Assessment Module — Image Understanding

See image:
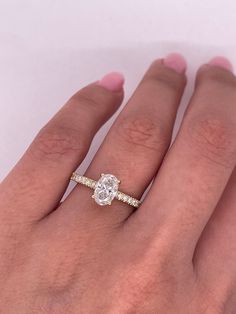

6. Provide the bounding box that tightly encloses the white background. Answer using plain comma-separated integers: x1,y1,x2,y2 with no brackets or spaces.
1,0,236,180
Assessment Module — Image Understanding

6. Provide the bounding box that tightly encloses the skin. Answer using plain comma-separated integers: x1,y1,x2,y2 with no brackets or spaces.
0,55,236,313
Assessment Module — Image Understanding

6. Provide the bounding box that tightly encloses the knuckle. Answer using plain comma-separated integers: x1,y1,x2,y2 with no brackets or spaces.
117,239,181,312
186,115,236,166
120,272,157,308
197,66,236,90
116,116,168,152
71,86,115,114
145,70,183,92
145,59,186,91
72,91,99,110
31,125,86,162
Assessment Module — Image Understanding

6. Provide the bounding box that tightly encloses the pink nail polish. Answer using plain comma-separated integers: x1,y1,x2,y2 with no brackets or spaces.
208,56,233,72
163,53,187,74
98,72,125,92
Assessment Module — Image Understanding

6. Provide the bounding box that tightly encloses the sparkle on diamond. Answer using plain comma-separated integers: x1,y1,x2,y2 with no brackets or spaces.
93,174,119,206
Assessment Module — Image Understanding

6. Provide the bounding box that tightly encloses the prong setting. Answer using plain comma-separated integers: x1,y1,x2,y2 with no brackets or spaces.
71,173,141,208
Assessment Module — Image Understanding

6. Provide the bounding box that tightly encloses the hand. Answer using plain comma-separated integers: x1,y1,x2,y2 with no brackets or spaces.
1,53,236,313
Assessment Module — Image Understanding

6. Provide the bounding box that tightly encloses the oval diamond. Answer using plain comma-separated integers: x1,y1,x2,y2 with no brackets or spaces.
93,174,119,206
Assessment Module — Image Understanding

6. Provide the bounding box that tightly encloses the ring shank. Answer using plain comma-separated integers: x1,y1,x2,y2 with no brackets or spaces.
71,173,141,208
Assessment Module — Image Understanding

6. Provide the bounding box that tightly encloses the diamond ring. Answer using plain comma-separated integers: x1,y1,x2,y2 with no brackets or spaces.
71,173,141,208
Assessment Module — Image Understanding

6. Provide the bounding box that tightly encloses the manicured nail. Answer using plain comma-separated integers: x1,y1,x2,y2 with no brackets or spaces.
208,56,233,72
163,53,187,74
98,72,125,92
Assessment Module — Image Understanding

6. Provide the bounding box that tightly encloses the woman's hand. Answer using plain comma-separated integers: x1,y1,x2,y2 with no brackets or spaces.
1,53,236,313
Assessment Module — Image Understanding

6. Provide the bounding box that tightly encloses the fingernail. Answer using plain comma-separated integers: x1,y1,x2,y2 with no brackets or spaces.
208,56,233,72
163,53,187,74
98,72,125,92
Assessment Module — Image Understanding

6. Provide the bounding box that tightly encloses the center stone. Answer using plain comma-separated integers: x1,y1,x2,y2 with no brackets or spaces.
93,174,119,206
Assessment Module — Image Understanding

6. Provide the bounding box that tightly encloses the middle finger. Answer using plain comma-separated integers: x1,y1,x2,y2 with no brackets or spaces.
135,58,236,258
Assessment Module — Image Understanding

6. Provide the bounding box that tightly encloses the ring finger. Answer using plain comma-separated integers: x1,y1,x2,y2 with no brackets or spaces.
57,53,187,225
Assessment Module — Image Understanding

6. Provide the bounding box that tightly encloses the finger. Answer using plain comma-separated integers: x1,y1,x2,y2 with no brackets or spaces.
194,167,236,288
58,54,187,224
0,73,124,223
133,57,236,257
